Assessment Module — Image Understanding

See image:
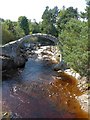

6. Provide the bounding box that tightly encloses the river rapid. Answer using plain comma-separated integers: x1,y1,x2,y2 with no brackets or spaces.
1,47,89,119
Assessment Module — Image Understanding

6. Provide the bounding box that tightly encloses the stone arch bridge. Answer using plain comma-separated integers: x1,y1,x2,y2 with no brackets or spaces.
1,33,60,53
17,33,58,44
0,33,58,56
1,33,61,58
1,33,63,71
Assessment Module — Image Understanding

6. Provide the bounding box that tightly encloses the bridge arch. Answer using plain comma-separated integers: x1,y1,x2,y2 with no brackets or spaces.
17,33,58,45
2,33,62,48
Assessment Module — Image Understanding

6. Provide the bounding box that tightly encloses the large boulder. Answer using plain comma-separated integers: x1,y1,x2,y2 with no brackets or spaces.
1,41,27,71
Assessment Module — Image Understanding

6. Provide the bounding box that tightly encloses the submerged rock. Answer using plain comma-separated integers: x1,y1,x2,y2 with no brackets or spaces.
53,60,69,71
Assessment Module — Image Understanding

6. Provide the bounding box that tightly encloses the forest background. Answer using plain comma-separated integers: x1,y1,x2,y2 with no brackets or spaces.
0,1,89,78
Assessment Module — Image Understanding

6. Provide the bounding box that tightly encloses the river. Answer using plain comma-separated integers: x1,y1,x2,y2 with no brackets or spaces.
2,56,88,119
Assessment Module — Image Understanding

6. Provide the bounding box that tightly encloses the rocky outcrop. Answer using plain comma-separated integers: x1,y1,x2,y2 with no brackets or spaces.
33,45,62,63
76,91,89,113
1,41,27,71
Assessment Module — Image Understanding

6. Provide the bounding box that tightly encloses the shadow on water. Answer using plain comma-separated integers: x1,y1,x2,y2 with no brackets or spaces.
2,58,89,119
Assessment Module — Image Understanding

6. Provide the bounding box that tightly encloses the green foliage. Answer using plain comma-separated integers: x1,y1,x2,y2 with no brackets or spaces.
18,16,29,35
0,18,4,22
29,20,41,34
41,6,58,36
58,18,88,77
80,11,87,20
42,6,58,24
57,7,79,32
2,24,14,44
14,24,25,39
2,20,25,44
80,1,89,21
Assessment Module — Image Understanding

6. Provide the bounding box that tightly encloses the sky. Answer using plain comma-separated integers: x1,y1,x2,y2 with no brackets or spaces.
0,0,86,22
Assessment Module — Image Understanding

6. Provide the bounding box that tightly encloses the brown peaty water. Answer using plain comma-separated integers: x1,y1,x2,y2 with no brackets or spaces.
2,58,89,119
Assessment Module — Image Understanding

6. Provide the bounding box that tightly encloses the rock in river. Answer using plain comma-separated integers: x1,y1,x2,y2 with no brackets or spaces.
0,56,15,70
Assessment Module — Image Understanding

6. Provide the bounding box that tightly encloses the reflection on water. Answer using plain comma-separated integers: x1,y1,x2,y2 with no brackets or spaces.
2,58,88,118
